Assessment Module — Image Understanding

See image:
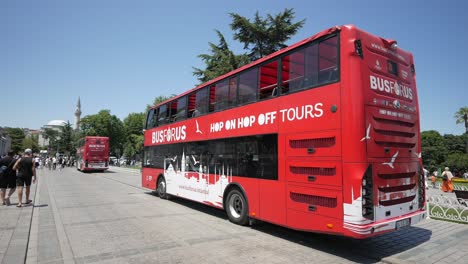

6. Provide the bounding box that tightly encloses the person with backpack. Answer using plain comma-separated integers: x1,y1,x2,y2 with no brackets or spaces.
0,151,17,206
441,167,454,192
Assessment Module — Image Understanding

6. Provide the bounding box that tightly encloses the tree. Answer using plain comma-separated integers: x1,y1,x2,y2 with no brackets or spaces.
454,106,468,153
421,130,447,171
42,128,59,153
443,134,465,154
123,112,146,161
124,112,145,135
22,136,39,153
80,110,125,156
230,8,305,61
123,134,144,161
4,127,25,154
193,8,304,83
444,153,468,176
193,30,250,83
59,121,75,155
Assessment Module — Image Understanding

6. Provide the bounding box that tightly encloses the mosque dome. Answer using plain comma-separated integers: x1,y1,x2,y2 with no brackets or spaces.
47,120,67,127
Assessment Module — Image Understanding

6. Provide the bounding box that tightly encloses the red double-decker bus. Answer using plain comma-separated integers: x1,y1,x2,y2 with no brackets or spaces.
76,136,109,172
142,25,426,238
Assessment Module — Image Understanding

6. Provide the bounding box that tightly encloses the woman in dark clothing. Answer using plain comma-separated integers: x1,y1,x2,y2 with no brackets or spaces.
13,149,36,207
0,151,17,205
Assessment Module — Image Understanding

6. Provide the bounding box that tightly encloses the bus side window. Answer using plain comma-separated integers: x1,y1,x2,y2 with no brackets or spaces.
187,93,196,118
157,104,169,126
303,44,319,87
169,101,178,122
318,36,339,84
209,85,216,113
146,108,156,129
237,68,258,105
259,60,279,100
195,87,209,116
175,96,187,122
214,79,229,112
282,48,305,94
228,77,238,107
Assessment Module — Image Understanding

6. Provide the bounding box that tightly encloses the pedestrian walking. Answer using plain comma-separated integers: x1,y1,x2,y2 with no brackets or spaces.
12,149,36,207
0,151,17,206
431,171,437,189
441,167,454,193
52,156,57,170
423,168,429,189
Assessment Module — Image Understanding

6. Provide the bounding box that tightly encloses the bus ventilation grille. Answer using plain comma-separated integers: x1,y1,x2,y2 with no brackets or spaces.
289,137,335,148
379,195,416,206
290,192,337,208
377,172,415,180
290,166,336,176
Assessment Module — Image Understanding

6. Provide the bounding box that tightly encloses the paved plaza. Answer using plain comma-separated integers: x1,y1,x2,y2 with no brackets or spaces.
1,166,467,264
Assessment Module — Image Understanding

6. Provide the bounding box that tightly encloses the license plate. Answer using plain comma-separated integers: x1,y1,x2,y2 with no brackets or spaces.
396,218,410,230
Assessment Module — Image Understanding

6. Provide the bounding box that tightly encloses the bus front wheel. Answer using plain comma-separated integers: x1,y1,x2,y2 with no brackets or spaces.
157,177,170,200
226,189,249,226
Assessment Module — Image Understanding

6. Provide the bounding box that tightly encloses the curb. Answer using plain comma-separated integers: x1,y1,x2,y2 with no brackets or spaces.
1,182,37,264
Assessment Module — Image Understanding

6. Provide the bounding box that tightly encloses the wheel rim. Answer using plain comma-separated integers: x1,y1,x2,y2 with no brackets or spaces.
158,180,166,196
228,193,243,218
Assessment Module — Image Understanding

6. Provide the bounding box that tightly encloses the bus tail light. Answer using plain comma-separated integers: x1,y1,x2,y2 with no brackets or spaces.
354,39,363,58
417,164,425,209
362,165,374,220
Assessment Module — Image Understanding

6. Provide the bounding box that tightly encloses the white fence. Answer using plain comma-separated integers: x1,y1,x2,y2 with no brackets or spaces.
426,182,468,223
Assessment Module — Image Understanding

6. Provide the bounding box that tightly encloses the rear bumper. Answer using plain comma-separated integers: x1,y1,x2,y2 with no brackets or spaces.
344,209,427,239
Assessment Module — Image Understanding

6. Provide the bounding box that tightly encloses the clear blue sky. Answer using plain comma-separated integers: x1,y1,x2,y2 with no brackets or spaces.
1,0,467,135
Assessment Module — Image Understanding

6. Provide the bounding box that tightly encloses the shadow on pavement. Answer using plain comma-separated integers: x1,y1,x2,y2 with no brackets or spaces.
146,192,432,263
33,204,49,208
252,222,432,263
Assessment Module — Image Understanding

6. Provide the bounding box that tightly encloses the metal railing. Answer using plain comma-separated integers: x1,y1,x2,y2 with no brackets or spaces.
426,182,468,223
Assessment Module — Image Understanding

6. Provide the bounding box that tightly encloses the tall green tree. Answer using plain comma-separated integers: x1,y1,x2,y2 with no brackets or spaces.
421,130,447,171
193,8,304,83
124,112,145,135
230,8,305,61
42,128,59,154
80,110,125,156
193,30,250,83
454,106,468,153
4,127,24,154
445,153,468,176
123,112,146,160
22,136,39,153
59,121,75,155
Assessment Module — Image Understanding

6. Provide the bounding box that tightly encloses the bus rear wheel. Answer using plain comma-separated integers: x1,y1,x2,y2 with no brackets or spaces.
226,189,249,226
157,177,170,200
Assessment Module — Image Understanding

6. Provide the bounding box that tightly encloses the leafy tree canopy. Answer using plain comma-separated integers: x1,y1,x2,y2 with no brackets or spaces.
193,8,304,83
59,121,75,155
80,110,125,155
4,127,24,154
124,112,145,136
193,30,250,83
230,8,305,61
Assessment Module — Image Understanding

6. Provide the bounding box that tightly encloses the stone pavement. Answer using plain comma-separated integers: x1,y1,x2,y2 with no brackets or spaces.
0,167,467,264
0,169,38,263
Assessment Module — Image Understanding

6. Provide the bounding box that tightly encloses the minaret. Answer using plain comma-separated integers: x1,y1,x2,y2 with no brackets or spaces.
74,97,81,130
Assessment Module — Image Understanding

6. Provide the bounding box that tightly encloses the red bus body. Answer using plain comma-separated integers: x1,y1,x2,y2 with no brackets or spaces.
142,25,426,238
76,136,109,172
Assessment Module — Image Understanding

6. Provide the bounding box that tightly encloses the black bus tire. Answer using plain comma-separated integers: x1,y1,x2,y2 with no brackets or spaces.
226,188,249,226
157,177,170,200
